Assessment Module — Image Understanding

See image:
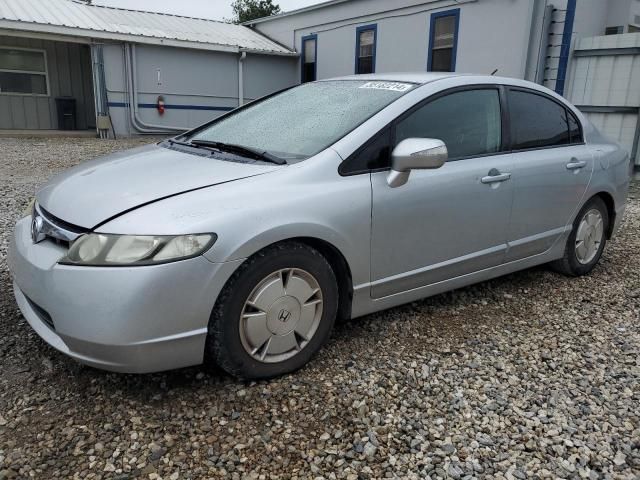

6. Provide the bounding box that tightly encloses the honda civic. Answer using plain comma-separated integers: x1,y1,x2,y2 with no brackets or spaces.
8,73,630,379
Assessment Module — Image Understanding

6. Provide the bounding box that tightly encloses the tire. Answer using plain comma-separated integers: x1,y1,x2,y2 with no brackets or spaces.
551,196,609,277
205,242,338,380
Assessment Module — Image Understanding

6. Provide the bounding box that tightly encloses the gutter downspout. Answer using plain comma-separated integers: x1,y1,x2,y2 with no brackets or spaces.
126,43,187,134
90,44,102,138
238,51,247,107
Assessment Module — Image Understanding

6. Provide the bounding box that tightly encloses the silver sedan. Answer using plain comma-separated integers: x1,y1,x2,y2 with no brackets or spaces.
9,74,630,379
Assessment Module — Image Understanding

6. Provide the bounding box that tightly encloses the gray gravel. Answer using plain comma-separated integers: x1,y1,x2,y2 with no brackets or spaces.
0,136,639,479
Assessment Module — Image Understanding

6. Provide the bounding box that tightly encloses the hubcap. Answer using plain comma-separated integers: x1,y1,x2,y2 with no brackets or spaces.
239,268,323,363
575,208,604,265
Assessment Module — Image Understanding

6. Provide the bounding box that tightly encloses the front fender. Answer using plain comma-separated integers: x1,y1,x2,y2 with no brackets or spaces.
97,150,373,287
203,221,354,264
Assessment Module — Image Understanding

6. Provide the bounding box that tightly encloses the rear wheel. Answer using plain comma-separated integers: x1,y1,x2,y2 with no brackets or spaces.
206,242,338,379
551,196,609,276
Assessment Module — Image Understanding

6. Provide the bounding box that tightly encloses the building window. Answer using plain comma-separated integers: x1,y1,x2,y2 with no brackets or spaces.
301,34,317,83
605,26,624,35
0,47,48,95
427,9,460,72
355,25,377,74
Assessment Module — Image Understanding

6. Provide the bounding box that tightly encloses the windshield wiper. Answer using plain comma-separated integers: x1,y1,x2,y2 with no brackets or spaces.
167,138,197,148
190,139,287,165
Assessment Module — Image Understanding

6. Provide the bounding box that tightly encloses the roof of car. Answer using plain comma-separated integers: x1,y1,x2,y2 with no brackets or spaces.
323,72,465,84
322,72,553,88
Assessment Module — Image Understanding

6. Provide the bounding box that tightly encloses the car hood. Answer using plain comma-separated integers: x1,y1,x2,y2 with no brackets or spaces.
36,143,280,228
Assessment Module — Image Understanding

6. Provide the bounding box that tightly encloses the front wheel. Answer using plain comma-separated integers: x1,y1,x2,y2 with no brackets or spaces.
206,242,338,379
551,196,609,276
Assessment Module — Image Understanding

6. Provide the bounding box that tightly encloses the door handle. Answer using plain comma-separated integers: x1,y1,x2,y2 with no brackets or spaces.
481,172,511,184
566,159,587,170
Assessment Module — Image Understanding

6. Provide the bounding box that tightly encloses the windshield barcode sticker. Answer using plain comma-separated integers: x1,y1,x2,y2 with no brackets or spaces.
359,81,413,92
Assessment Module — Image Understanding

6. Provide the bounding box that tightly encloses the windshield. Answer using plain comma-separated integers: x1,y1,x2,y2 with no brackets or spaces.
189,80,416,160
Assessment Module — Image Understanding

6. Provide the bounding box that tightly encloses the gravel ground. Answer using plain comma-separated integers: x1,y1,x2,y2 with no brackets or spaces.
0,137,638,480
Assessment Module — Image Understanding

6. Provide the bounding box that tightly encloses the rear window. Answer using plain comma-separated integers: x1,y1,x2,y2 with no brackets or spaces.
190,80,415,160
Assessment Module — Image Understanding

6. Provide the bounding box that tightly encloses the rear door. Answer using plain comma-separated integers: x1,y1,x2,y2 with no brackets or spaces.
369,87,514,298
504,88,593,261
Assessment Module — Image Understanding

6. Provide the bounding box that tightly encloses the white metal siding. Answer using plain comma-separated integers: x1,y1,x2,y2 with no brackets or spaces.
568,36,640,106
566,33,640,166
103,43,297,137
254,0,535,80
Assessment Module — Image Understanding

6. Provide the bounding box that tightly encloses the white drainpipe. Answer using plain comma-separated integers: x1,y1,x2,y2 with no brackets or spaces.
238,51,247,107
126,44,187,134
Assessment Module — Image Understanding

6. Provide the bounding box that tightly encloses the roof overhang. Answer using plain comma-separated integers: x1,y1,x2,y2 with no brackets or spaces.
243,0,354,26
0,20,299,56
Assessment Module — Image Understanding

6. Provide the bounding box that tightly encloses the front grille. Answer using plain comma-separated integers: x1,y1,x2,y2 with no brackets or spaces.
24,295,55,331
39,207,86,235
33,203,87,247
47,237,71,249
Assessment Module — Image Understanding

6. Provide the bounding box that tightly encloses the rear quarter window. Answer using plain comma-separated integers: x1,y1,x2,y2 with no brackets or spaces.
567,109,583,143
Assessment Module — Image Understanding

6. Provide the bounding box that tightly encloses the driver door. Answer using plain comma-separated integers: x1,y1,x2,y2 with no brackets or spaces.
370,87,514,298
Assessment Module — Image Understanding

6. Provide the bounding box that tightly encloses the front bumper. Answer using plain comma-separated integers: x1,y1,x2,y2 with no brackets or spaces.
8,216,243,373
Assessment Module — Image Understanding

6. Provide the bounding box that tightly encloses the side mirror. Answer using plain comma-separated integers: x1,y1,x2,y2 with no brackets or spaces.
387,138,448,188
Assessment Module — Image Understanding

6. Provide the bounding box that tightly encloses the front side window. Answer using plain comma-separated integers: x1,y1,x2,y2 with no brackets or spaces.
508,90,572,150
395,89,502,160
428,9,460,72
341,127,392,175
0,48,48,95
355,25,376,74
191,80,415,160
301,35,317,83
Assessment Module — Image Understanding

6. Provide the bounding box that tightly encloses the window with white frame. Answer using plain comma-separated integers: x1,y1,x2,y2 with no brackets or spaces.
0,48,48,95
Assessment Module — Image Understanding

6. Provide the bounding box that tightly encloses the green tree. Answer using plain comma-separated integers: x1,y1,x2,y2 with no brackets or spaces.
230,0,281,24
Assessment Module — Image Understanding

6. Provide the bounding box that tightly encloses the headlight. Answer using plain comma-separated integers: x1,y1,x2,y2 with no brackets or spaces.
60,233,216,266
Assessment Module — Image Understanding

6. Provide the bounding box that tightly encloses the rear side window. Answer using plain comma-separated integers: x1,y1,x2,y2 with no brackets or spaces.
395,89,502,160
509,90,572,150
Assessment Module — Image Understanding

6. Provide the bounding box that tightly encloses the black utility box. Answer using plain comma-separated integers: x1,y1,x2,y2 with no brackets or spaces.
55,97,77,130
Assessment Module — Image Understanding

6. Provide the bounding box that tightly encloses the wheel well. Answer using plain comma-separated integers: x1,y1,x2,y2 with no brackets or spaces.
593,192,616,239
268,237,353,321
